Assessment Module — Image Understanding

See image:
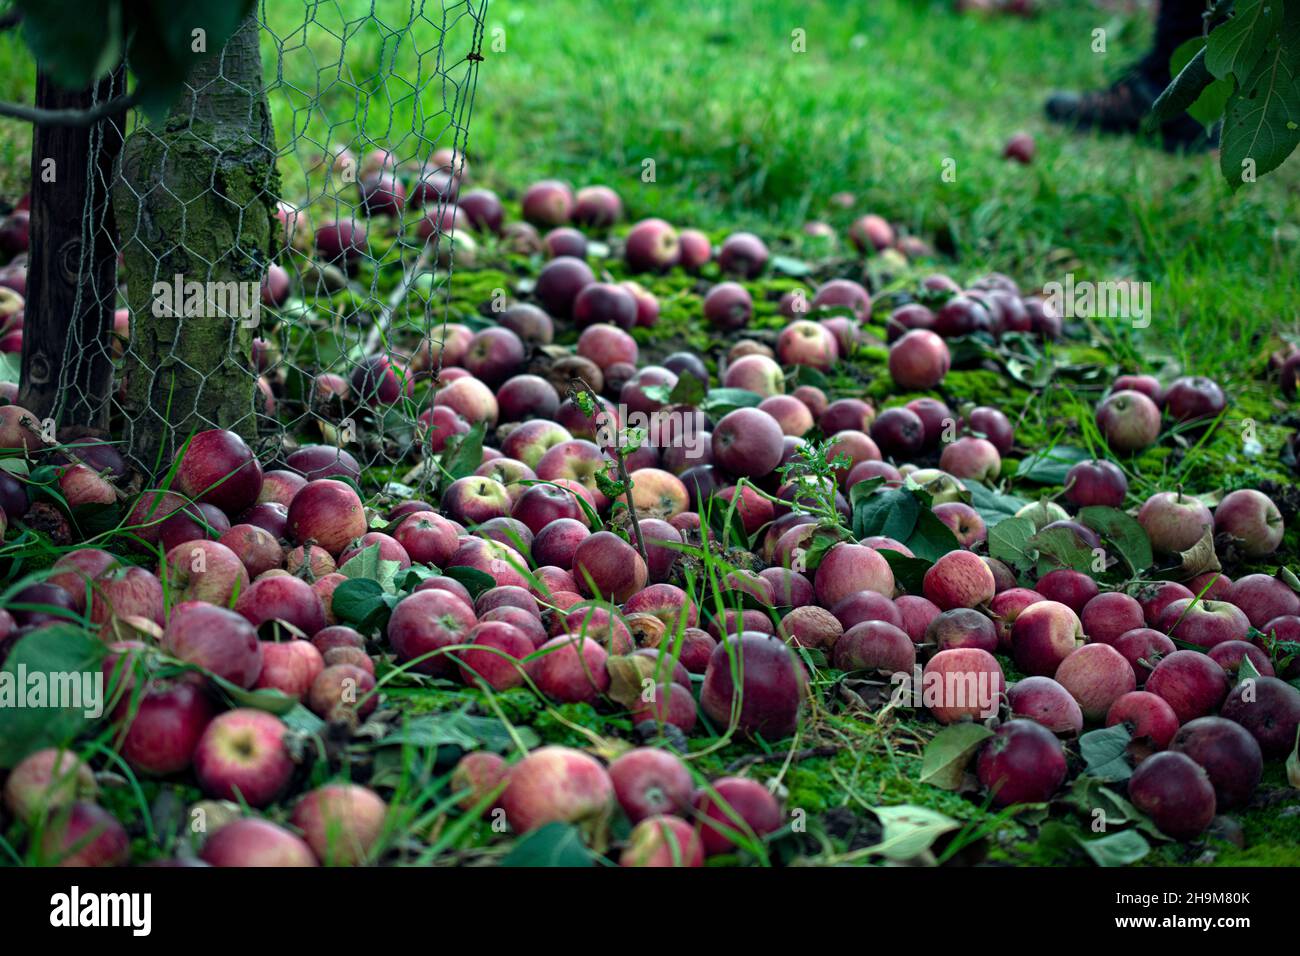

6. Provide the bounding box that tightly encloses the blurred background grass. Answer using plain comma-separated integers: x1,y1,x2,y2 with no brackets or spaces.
0,0,1294,378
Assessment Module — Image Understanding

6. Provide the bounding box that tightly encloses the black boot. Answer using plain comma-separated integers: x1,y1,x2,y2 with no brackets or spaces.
1044,1,1216,152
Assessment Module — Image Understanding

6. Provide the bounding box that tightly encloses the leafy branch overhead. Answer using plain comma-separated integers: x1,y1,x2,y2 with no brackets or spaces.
1150,0,1300,188
13,0,259,121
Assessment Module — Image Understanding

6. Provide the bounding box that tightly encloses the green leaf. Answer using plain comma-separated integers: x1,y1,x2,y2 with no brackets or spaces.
667,373,706,407
1029,526,1098,575
1150,45,1215,124
209,674,299,715
501,822,595,867
880,549,932,596
904,509,962,563
1079,724,1133,782
702,388,764,417
1075,829,1152,867
376,711,536,754
1014,445,1091,484
441,421,486,482
988,515,1039,572
1078,506,1153,575
770,255,814,277
330,577,390,634
1206,0,1281,82
339,543,403,593
442,565,497,599
854,487,920,542
865,805,961,861
1219,37,1300,189
965,482,1030,529
919,723,993,790
0,353,20,386
0,624,105,768
1169,37,1236,129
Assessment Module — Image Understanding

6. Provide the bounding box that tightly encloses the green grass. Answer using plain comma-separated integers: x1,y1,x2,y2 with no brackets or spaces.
464,0,1298,378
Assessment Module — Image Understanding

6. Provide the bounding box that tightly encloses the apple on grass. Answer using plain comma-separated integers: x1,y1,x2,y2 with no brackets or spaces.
922,648,1005,724
621,815,704,867
3,748,97,823
200,818,317,867
114,674,216,775
1053,643,1136,722
1170,716,1262,810
162,603,263,688
977,720,1068,807
500,746,614,834
1126,751,1216,841
1011,601,1083,678
38,802,129,867
290,783,388,866
923,550,995,611
692,777,781,856
1007,676,1083,735
193,709,294,808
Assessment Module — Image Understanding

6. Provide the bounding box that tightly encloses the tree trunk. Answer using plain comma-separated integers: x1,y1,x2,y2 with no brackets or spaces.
114,15,279,474
20,67,127,429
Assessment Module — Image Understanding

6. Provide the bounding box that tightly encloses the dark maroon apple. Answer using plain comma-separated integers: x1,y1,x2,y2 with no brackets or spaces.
608,748,692,823
977,719,1067,807
1126,751,1216,841
712,407,784,479
498,303,553,346
624,218,680,273
1007,676,1083,735
534,256,595,318
573,282,638,331
458,188,504,232
1219,676,1300,758
693,777,781,856
1170,716,1262,809
1145,650,1230,724
314,220,367,266
1064,459,1127,508
925,607,999,653
114,674,216,775
285,445,362,482
870,406,925,459
286,479,367,555
38,801,129,867
703,282,753,331
235,575,327,639
163,603,263,687
521,179,575,226
572,531,648,602
1164,376,1226,424
573,185,623,228
717,232,768,278
700,632,806,740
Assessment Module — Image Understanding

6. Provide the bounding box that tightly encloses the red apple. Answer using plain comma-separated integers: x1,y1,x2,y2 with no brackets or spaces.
500,745,614,834
193,708,294,807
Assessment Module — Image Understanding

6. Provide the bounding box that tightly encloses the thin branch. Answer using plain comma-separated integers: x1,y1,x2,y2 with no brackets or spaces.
0,93,135,127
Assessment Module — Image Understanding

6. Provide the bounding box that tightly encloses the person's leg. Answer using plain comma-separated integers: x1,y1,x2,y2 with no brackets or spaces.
1044,1,1211,150
1141,0,1210,84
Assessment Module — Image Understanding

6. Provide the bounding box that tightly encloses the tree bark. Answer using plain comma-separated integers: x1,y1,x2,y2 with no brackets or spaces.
20,67,126,428
114,15,279,474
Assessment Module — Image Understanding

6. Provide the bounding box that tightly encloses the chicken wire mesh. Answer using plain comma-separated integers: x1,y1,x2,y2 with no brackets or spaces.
50,0,490,494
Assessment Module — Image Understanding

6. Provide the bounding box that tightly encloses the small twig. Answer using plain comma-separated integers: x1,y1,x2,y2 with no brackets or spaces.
571,376,648,566
724,745,838,774
0,93,136,127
